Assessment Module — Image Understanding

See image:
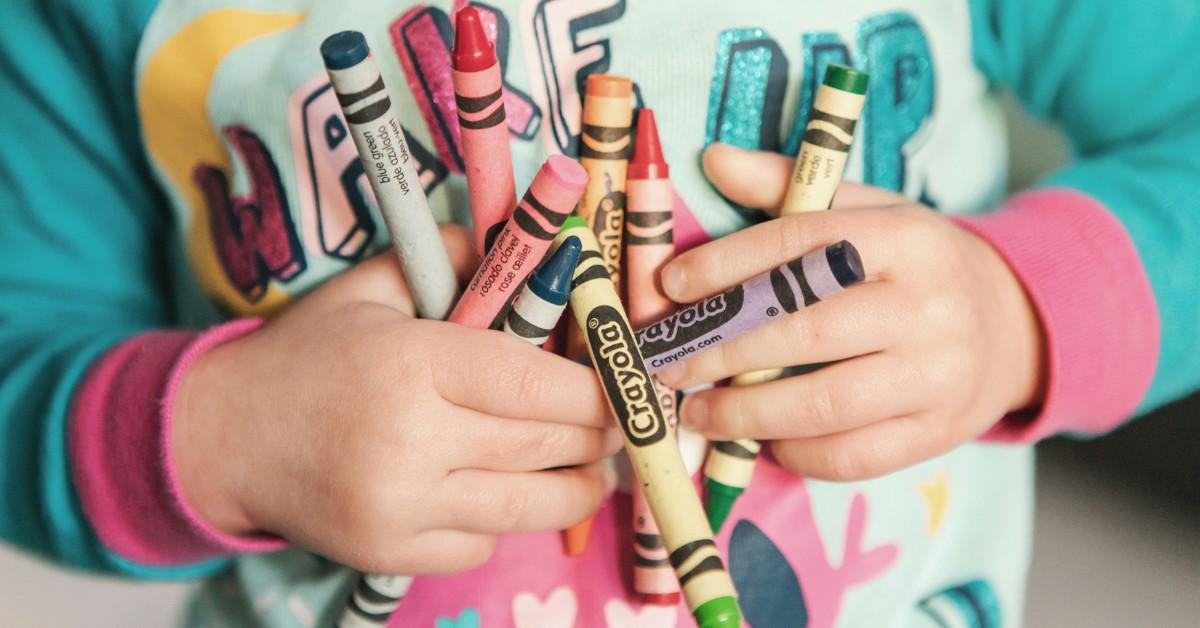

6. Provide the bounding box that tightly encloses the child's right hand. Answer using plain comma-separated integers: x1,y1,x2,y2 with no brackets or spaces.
170,225,621,575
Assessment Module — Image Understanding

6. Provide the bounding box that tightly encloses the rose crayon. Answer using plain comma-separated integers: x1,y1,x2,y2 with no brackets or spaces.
452,8,517,254
449,155,586,330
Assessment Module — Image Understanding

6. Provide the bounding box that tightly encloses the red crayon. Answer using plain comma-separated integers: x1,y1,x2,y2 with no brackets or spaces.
625,109,682,606
449,155,586,329
453,8,518,254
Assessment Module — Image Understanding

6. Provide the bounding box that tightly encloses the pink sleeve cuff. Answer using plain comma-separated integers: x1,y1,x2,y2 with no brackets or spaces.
954,188,1160,443
69,318,287,566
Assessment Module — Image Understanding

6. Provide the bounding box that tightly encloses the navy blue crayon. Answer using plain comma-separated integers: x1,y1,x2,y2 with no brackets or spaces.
503,237,582,347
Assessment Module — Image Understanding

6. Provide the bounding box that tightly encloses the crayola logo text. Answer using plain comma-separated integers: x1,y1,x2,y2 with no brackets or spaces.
635,285,745,355
587,305,667,446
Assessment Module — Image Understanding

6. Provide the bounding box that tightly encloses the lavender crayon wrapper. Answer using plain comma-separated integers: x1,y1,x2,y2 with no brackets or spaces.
635,244,860,374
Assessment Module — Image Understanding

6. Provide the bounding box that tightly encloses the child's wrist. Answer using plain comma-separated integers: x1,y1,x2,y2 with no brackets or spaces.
170,327,260,538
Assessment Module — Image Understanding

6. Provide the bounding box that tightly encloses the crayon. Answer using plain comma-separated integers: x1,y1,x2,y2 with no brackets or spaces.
568,227,742,628
706,64,869,531
557,217,600,556
778,64,868,215
577,74,634,290
452,8,517,254
561,76,633,553
338,574,413,628
449,155,586,330
322,31,458,321
625,109,681,605
502,236,582,347
635,241,866,375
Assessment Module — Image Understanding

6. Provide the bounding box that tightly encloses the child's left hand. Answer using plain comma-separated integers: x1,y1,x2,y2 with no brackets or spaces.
655,143,1046,481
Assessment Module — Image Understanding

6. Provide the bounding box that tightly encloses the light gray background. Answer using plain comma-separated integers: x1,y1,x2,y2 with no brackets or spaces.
1,97,1197,627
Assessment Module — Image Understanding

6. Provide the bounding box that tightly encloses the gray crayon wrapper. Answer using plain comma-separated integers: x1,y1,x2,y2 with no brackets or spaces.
635,246,851,374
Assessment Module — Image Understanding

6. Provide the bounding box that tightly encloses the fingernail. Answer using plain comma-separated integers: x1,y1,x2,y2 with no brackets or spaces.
657,364,686,387
602,459,619,494
681,396,709,431
660,263,685,301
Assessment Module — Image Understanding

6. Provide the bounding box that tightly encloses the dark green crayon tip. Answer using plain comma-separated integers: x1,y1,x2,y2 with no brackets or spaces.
822,64,869,95
826,240,865,287
529,236,581,306
705,479,744,533
693,596,742,628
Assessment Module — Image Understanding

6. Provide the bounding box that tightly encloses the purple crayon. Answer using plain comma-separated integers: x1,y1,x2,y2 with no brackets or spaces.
634,241,864,374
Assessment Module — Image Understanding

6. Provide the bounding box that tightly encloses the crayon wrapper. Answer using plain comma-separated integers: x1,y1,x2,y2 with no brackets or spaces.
780,86,865,215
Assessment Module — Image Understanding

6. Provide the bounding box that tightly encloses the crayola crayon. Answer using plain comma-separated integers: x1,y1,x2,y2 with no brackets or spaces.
338,574,412,628
568,227,741,628
625,108,681,605
577,74,633,289
449,155,586,329
706,65,869,530
778,64,868,215
635,241,866,374
503,236,581,347
453,8,517,254
322,31,458,321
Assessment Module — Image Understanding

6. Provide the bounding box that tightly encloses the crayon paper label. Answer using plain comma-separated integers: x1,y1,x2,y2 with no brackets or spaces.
636,286,745,356
587,305,667,447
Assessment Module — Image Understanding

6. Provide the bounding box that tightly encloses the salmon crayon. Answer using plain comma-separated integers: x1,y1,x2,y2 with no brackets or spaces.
578,74,634,290
321,31,458,321
707,65,869,531
449,155,586,329
635,242,866,374
568,228,741,628
502,236,581,347
338,574,413,628
452,8,517,254
779,64,868,215
625,109,681,605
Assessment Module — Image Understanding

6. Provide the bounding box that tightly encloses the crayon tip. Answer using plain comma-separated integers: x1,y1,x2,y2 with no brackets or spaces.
529,236,581,305
629,109,669,180
452,8,497,72
561,215,588,231
564,517,594,556
705,479,744,533
640,592,682,606
320,31,370,70
586,74,633,98
823,63,869,95
826,240,865,287
693,596,742,628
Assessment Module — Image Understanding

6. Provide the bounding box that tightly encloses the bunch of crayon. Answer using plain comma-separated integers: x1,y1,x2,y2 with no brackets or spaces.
320,13,870,627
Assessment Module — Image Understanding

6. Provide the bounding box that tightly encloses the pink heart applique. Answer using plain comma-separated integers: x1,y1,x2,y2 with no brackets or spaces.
603,599,679,628
512,586,578,628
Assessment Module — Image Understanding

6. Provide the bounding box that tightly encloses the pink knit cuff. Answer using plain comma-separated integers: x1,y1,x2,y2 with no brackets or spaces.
954,188,1160,443
69,319,287,566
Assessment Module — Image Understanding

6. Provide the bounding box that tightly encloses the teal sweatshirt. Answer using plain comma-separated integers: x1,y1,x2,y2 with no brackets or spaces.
0,0,1197,626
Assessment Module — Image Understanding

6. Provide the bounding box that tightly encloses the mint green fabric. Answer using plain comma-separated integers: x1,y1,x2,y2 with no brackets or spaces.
970,0,1200,412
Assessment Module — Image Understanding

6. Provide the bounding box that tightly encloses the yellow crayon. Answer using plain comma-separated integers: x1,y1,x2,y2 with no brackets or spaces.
568,225,740,628
707,65,868,532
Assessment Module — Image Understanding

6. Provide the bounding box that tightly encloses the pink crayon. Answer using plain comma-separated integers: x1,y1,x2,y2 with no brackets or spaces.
453,8,517,254
449,155,586,329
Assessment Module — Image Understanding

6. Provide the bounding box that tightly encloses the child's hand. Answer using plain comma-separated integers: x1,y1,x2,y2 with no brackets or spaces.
656,144,1046,481
171,225,621,575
